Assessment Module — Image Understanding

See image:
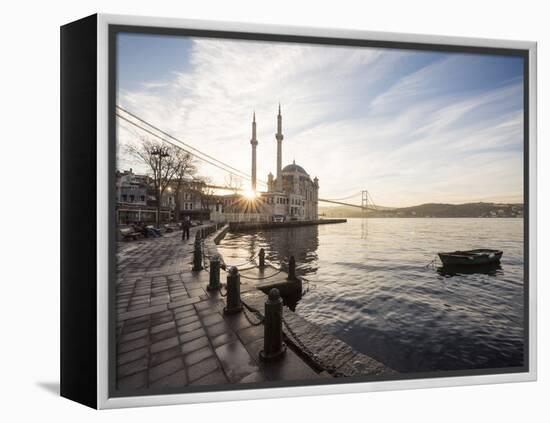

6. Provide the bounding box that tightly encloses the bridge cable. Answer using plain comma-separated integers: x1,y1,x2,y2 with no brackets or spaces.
116,105,267,187
116,112,267,187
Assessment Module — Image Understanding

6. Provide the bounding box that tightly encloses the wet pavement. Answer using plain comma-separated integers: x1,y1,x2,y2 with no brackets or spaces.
116,227,321,392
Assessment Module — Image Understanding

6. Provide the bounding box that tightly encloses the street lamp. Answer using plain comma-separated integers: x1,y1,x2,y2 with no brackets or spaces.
151,148,170,228
166,186,174,222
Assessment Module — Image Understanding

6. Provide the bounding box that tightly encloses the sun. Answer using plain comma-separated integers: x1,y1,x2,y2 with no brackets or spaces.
242,189,259,200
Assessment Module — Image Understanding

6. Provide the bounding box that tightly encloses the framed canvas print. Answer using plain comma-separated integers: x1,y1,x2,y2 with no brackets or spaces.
60,14,537,409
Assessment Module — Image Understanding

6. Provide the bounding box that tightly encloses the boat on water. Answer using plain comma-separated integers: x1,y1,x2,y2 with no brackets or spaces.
438,249,503,267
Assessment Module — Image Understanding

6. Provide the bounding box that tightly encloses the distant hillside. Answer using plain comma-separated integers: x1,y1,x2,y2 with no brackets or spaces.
319,202,524,218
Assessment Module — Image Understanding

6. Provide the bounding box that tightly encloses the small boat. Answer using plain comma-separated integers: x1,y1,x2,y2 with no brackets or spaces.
438,249,503,267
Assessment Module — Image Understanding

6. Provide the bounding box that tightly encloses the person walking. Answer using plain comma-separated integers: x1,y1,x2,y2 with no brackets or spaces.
182,216,191,241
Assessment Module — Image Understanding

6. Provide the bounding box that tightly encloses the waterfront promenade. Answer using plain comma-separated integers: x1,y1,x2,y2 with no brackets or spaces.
115,226,320,391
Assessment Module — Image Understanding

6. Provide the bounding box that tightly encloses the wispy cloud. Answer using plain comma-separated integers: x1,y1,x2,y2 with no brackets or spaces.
140,81,170,89
117,36,524,207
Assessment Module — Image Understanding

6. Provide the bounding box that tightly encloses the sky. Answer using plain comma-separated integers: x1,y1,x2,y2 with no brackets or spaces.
116,32,524,207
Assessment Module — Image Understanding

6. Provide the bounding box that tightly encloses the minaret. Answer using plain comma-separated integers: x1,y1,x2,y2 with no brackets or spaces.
275,103,284,191
250,111,258,192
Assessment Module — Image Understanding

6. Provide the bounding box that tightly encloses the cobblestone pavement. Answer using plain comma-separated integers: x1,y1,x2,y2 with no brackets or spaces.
116,227,320,392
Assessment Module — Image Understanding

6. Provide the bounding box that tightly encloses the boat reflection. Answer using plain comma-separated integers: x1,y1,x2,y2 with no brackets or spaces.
437,263,503,277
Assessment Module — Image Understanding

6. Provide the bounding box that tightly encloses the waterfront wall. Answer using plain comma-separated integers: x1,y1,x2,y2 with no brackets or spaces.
229,218,347,232
202,223,230,268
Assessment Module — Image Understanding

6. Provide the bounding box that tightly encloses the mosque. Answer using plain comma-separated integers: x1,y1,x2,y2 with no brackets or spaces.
224,104,319,222
244,104,319,221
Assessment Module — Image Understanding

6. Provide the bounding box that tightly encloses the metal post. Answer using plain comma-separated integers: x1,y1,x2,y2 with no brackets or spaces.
259,248,265,268
223,267,242,314
288,255,296,280
260,288,286,362
207,255,221,291
192,232,203,271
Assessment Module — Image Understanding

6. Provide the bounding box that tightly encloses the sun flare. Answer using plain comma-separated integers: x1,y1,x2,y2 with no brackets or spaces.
242,189,259,200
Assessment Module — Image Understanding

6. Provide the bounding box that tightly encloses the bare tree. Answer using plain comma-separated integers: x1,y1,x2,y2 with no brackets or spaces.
171,149,197,221
126,137,181,227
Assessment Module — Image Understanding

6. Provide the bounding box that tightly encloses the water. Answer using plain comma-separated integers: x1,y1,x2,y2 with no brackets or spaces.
217,218,525,373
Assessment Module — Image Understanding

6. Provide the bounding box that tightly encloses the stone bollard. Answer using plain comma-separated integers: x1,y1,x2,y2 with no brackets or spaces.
192,233,203,271
223,267,242,314
259,288,286,362
288,255,296,280
259,248,266,268
207,255,221,291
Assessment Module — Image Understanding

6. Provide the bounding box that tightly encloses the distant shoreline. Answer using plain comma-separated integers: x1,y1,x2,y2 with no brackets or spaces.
324,216,524,219
319,201,524,219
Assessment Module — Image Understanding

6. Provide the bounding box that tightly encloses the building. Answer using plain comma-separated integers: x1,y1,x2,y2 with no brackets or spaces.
170,179,213,221
219,105,319,222
115,169,171,224
115,169,149,205
116,168,219,224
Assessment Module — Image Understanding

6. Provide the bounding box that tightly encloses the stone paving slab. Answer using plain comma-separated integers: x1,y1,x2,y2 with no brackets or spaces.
116,226,323,392
246,338,319,381
119,304,168,321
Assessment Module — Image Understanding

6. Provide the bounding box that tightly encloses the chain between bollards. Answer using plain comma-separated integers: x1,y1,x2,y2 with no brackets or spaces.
241,302,265,326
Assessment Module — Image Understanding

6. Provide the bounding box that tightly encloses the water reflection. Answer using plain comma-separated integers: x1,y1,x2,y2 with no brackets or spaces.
437,263,503,277
361,218,369,240
232,225,320,276
219,218,525,373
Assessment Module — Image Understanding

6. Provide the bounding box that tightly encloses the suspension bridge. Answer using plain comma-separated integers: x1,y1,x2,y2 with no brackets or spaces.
116,105,379,212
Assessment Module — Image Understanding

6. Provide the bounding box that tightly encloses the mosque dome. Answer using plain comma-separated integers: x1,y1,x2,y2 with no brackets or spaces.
282,161,309,176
